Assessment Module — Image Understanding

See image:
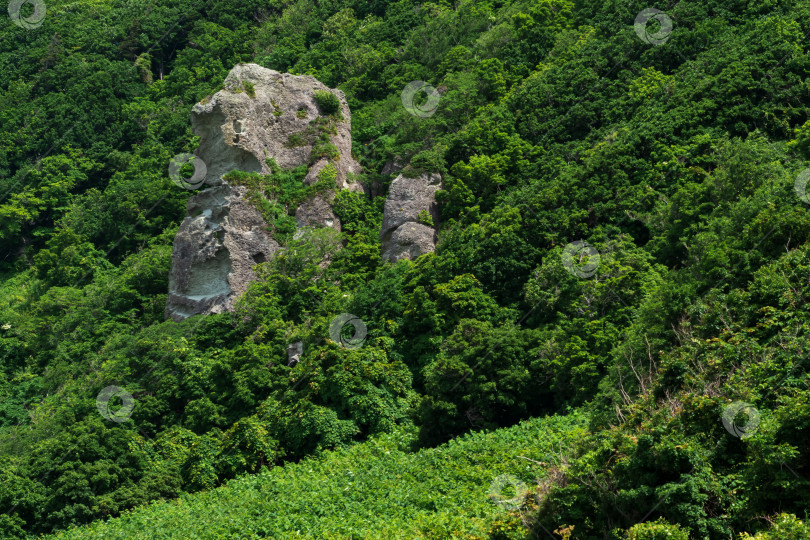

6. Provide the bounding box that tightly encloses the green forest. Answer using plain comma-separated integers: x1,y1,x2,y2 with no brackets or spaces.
2,0,810,537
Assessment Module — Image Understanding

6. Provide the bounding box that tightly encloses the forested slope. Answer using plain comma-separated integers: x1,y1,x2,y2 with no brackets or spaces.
45,413,589,539
1,0,810,537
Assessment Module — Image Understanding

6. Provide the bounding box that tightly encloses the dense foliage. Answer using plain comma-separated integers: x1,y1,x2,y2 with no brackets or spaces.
1,0,809,537
46,413,588,539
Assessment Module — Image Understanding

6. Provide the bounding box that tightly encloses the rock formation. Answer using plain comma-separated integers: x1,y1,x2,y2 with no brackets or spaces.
166,63,363,321
380,172,442,262
287,341,303,366
165,186,280,321
190,63,362,191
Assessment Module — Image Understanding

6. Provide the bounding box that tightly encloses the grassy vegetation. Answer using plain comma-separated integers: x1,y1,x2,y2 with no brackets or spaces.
243,81,256,98
49,412,588,539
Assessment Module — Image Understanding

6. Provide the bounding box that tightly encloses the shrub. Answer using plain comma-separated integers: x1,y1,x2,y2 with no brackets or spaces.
242,81,256,98
417,209,434,227
285,133,306,148
624,519,689,540
314,90,341,116
739,514,810,539
316,163,338,184
310,136,340,163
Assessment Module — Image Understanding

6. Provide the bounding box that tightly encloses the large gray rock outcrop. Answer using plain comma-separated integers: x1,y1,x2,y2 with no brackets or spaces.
380,172,442,262
166,64,363,322
191,63,363,191
166,184,279,320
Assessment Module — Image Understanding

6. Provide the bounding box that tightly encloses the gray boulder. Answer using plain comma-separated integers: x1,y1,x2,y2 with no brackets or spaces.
381,158,405,176
295,194,340,231
380,172,442,262
384,222,438,262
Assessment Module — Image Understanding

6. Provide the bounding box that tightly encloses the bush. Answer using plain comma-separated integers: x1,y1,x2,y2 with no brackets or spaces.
313,90,341,116
417,209,434,227
625,519,689,540
739,514,810,539
242,80,256,98
310,136,340,163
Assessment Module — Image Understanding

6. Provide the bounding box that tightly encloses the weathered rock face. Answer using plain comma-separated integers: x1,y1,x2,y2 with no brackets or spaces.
295,193,340,230
384,221,437,262
380,172,442,262
191,63,363,191
166,184,279,320
166,64,363,322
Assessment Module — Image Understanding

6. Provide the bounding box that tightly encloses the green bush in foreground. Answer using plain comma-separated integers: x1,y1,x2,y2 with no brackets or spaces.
48,412,588,539
624,519,689,540
313,90,341,116
738,515,810,540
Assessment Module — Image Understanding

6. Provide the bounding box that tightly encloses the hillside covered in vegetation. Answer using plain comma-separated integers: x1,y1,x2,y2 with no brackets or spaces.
44,414,588,539
1,0,810,537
